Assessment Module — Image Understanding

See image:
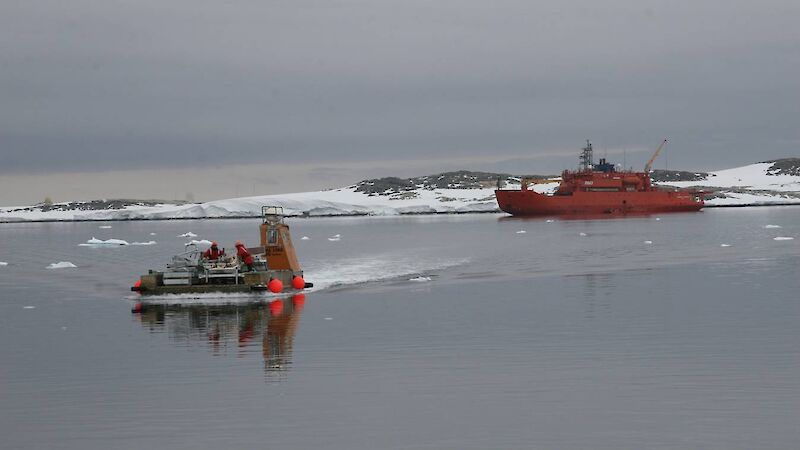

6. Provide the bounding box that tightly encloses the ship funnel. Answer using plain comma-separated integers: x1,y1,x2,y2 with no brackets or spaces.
259,206,301,272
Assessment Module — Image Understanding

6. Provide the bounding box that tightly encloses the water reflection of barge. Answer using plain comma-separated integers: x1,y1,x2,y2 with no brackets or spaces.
133,295,306,375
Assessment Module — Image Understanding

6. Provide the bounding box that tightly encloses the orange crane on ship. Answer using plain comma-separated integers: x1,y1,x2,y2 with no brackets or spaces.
644,139,668,173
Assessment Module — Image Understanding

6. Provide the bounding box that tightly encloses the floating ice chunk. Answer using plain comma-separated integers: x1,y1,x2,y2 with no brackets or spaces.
720,244,731,247
79,237,129,246
328,234,341,241
644,240,653,244
516,230,527,234
409,276,432,282
301,236,310,240
178,232,198,238
764,225,782,229
773,236,794,241
23,306,35,309
98,225,112,229
131,241,157,246
186,239,212,246
655,218,661,221
324,317,333,320
546,219,555,223
47,261,77,269
149,232,157,236
0,262,8,266
579,232,587,237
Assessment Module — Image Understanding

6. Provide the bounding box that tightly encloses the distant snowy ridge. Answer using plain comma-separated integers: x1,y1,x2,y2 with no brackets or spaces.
1,162,799,222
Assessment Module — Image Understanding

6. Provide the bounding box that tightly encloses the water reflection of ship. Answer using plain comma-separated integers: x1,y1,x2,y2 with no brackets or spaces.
133,295,306,376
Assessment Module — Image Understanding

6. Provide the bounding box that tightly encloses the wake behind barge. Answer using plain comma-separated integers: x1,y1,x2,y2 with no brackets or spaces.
132,206,312,295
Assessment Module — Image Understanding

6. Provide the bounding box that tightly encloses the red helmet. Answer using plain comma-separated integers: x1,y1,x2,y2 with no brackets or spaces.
235,240,243,247
211,241,218,247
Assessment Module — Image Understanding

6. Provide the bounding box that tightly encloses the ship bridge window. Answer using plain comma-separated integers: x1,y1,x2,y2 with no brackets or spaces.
268,229,278,244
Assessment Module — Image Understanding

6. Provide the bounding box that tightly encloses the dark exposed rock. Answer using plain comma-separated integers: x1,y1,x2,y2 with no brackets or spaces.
354,177,415,195
14,199,187,213
650,169,708,182
353,170,552,196
762,158,800,177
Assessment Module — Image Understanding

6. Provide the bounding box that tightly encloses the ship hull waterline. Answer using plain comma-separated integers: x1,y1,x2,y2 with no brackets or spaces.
495,189,703,216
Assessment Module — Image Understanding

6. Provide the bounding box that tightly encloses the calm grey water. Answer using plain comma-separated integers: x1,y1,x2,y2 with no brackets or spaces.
1,208,799,449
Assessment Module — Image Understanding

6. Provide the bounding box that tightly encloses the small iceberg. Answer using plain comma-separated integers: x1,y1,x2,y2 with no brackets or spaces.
301,236,310,240
328,234,341,241
178,232,198,238
186,239,213,246
79,237,129,246
720,244,731,247
545,219,555,223
644,240,653,244
764,225,782,229
773,236,794,241
516,230,527,234
23,306,36,309
98,225,112,229
0,262,8,266
149,232,157,236
579,232,587,237
655,218,661,221
131,241,157,246
409,276,432,282
47,261,77,269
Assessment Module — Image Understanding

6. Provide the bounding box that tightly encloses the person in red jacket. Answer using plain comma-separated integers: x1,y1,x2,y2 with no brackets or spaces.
235,240,254,271
203,241,225,261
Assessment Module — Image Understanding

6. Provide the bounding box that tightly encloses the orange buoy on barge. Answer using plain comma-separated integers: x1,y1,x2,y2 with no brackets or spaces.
495,140,704,216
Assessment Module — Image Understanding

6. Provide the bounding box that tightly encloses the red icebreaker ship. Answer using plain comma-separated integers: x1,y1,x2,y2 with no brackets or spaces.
495,140,704,216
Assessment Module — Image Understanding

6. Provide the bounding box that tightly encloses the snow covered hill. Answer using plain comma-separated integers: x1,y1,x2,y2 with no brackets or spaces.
1,161,799,222
658,159,800,206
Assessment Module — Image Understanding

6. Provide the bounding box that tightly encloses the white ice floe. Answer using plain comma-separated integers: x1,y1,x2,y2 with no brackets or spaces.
546,219,555,223
516,230,527,234
47,261,77,269
98,225,112,229
0,262,8,266
178,232,198,238
764,225,782,229
328,234,341,241
773,236,794,241
409,276,432,282
644,240,653,244
149,232,157,236
324,317,333,320
186,239,213,246
655,218,661,221
79,237,130,246
579,232,587,237
131,241,157,246
301,236,310,240
23,306,35,309
720,244,731,247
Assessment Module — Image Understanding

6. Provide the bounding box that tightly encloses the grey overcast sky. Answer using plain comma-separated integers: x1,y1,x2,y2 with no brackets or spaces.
1,0,798,204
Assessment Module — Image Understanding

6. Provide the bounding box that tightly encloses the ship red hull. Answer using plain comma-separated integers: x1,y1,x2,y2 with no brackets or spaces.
495,189,703,216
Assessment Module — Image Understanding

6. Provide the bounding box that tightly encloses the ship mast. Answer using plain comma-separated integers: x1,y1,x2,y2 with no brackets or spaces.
579,139,593,171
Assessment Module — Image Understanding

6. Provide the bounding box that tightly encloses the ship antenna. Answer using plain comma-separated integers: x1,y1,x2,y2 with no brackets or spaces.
579,139,593,171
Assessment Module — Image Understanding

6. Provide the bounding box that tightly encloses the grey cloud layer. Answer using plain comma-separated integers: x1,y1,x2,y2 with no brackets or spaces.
1,0,798,176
